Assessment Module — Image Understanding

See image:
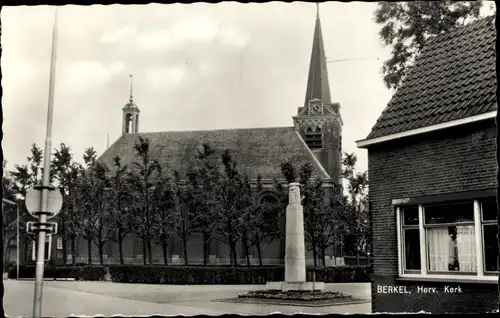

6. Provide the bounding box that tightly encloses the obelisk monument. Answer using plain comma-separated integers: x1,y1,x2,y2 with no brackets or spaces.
266,182,324,291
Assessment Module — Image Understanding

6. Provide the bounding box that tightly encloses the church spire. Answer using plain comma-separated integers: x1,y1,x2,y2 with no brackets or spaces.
304,3,331,107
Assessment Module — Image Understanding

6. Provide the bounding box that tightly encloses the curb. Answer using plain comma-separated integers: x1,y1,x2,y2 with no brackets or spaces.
16,278,76,281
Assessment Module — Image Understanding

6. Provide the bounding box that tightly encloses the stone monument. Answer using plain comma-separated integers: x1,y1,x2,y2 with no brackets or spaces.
266,182,324,291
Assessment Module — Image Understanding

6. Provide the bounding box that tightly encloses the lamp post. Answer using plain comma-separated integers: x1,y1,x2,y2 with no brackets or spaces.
30,8,60,318
2,198,19,280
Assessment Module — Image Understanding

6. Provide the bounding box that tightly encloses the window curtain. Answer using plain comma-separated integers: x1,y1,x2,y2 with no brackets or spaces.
456,225,477,272
427,228,450,271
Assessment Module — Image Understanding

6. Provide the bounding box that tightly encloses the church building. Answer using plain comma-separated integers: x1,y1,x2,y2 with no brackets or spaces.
79,8,344,265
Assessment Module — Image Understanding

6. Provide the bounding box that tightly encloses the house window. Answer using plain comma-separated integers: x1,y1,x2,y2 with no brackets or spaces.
57,237,63,250
424,202,476,273
402,206,421,272
304,126,322,149
396,198,499,281
481,199,499,273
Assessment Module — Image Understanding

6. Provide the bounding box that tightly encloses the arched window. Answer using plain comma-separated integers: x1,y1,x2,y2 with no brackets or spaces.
304,125,322,149
259,194,281,228
261,194,279,205
125,113,133,133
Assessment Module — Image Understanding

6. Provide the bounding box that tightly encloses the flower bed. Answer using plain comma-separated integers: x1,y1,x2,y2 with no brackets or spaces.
239,290,352,301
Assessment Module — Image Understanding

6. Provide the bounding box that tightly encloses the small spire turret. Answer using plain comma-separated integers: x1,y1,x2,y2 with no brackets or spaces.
122,74,140,135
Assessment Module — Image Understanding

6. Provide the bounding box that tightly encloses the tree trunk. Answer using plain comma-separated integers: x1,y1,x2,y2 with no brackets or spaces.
340,235,344,256
234,242,238,266
356,249,360,266
98,243,104,265
118,236,125,265
61,218,68,264
229,240,237,267
279,236,285,265
62,236,68,266
162,242,168,265
87,239,92,265
3,244,8,272
71,235,77,266
321,247,326,266
142,238,147,265
23,242,29,264
242,234,251,267
182,236,188,266
147,238,153,265
312,244,317,267
255,236,263,266
202,231,210,266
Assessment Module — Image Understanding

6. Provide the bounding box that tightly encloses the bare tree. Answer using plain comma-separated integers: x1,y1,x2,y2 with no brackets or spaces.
108,156,133,265
151,172,181,265
217,150,245,266
51,143,81,265
189,143,221,265
77,149,114,265
127,136,161,265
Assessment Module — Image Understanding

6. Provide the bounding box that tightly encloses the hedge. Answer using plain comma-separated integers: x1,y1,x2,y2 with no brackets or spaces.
8,265,107,281
8,265,372,284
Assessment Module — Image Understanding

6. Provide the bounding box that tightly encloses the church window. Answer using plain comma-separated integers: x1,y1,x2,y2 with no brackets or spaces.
304,126,322,149
259,194,281,230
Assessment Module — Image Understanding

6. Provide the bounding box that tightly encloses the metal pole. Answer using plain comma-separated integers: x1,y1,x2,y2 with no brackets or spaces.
33,8,59,318
16,205,19,280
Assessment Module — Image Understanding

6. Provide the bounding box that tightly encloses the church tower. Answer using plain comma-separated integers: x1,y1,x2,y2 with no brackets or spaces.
122,74,140,134
293,5,343,185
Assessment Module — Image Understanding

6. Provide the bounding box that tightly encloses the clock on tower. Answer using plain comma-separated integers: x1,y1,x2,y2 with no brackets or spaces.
309,100,323,115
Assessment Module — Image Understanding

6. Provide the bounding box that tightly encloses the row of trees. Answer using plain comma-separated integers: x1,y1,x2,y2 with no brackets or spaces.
3,137,369,267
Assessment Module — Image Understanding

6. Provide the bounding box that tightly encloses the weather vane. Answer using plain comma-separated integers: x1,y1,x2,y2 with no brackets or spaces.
129,74,134,103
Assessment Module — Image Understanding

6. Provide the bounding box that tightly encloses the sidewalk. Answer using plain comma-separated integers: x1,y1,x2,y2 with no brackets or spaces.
4,280,372,316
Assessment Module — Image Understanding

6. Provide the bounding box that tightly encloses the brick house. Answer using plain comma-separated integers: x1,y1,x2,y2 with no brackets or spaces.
49,8,345,266
356,17,498,313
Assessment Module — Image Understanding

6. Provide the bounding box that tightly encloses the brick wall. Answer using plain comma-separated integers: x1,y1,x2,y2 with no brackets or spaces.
367,119,498,313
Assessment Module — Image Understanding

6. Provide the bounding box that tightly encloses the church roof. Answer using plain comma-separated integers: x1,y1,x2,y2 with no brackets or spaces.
99,127,331,180
304,8,332,107
364,16,496,141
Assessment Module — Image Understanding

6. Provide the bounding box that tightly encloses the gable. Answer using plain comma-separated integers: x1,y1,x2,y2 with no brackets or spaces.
98,127,330,180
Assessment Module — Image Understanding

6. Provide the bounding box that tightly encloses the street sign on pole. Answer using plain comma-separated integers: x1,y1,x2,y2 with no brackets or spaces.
25,186,63,219
26,221,58,235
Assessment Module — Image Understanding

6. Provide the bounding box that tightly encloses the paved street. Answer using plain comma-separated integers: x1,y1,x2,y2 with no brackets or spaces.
4,280,371,316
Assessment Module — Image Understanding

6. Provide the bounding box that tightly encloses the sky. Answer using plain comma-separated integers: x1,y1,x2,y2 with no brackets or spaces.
1,2,495,175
